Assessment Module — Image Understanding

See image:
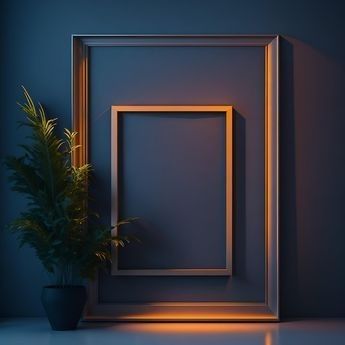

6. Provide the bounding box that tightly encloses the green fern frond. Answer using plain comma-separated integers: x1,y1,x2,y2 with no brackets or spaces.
5,87,139,285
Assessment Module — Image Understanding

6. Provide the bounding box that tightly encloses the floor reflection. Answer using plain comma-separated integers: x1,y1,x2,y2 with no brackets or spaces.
1,319,345,345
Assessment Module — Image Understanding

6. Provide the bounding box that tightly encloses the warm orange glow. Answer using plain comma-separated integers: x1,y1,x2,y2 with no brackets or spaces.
112,323,276,335
106,312,278,322
265,332,273,345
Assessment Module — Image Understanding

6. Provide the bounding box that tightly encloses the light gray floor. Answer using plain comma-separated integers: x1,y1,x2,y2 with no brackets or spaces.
1,319,345,345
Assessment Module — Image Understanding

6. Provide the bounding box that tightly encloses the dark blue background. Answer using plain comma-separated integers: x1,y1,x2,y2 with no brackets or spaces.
1,0,345,317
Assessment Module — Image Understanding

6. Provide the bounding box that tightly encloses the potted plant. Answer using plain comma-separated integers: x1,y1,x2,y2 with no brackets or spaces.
5,88,137,330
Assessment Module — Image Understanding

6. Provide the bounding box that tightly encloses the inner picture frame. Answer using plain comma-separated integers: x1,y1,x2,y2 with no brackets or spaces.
111,105,233,276
72,34,279,321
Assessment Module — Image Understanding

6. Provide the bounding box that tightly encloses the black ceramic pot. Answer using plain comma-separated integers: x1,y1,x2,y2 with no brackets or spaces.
41,285,87,331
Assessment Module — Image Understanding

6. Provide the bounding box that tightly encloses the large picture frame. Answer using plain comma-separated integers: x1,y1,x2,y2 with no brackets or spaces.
72,35,279,321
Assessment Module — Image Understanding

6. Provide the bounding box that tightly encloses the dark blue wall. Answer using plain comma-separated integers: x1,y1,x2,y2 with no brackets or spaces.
90,44,266,304
1,0,345,317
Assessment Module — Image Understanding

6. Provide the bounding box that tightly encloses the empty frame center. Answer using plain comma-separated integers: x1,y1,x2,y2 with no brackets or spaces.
111,106,233,276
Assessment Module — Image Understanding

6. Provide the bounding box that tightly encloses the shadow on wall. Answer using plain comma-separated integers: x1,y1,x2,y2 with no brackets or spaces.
280,36,345,317
279,37,298,317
